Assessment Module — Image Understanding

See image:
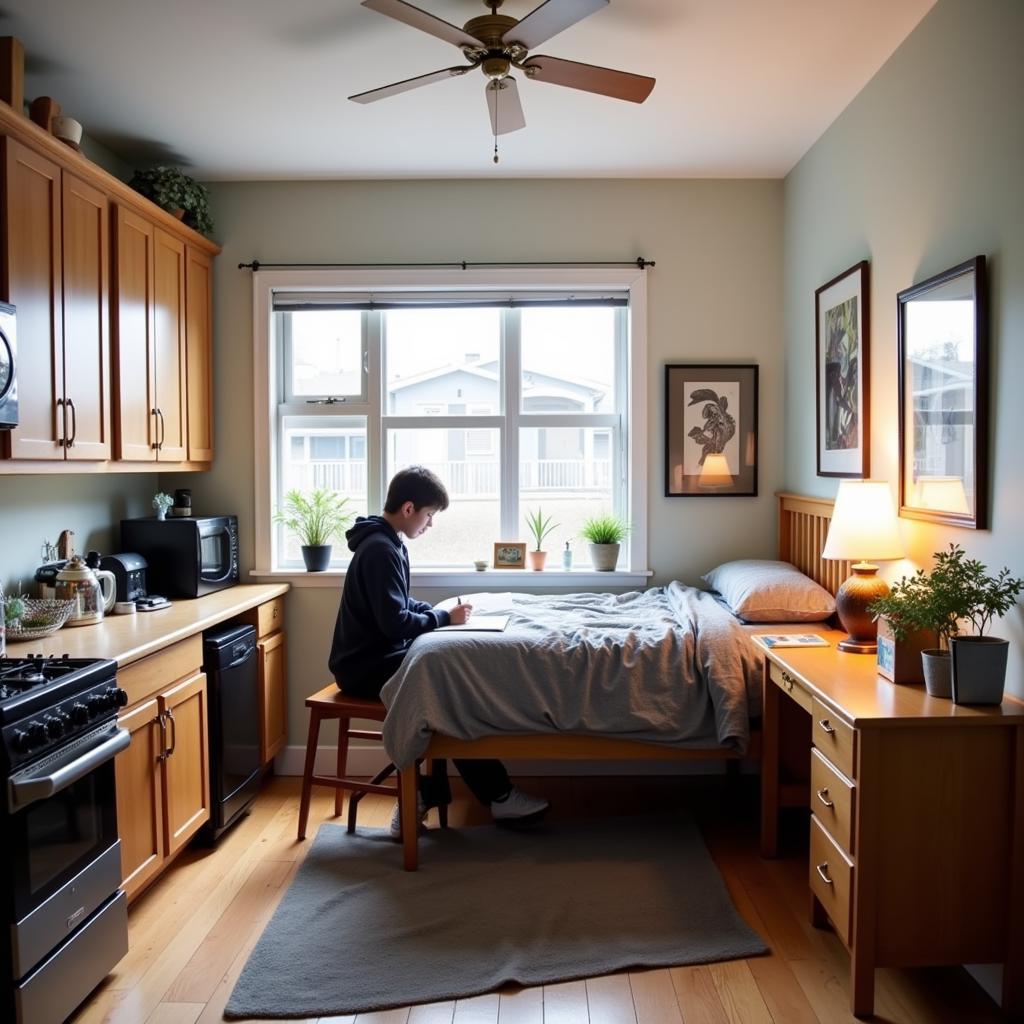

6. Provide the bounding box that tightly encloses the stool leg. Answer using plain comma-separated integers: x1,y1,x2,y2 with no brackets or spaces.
297,709,323,841
334,717,351,818
401,764,420,871
348,762,397,834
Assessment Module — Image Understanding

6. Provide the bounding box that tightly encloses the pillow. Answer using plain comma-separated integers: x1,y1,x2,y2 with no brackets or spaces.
702,559,835,623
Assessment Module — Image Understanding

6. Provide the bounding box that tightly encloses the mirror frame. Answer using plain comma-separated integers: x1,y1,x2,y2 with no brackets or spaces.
897,255,988,529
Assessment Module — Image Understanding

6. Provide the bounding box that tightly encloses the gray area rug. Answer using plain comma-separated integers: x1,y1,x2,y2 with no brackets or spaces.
224,814,766,1019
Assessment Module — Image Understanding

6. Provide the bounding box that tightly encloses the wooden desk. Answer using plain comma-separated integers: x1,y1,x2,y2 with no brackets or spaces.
757,633,1024,1018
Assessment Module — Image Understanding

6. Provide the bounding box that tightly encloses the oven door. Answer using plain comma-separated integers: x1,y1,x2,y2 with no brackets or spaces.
6,722,129,976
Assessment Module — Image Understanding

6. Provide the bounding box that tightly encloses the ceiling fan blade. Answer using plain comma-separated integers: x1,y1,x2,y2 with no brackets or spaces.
486,77,526,135
361,0,484,49
524,55,655,102
502,0,608,50
349,65,472,103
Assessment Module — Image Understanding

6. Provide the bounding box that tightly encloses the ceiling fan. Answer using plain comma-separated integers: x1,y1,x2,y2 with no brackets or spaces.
349,0,656,161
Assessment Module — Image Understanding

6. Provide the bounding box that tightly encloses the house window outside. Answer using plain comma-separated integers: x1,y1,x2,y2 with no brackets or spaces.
259,269,646,575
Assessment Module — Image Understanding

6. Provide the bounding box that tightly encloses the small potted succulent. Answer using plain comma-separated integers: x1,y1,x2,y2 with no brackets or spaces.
129,165,214,236
273,488,354,571
524,507,559,571
579,512,630,572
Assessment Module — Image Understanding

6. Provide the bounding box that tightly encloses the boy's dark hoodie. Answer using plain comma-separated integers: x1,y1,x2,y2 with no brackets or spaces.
328,515,450,691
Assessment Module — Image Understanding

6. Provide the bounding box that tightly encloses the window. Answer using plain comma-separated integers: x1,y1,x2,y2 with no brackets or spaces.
254,268,648,575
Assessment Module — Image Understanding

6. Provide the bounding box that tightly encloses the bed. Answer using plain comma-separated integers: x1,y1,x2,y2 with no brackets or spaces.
390,492,846,869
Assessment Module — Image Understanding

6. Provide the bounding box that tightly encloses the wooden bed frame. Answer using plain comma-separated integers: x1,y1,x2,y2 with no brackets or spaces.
398,492,845,869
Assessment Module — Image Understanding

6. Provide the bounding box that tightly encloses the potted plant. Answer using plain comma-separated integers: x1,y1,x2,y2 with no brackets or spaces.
579,512,630,572
129,165,214,236
273,488,354,571
524,507,559,571
869,544,1023,700
152,491,174,520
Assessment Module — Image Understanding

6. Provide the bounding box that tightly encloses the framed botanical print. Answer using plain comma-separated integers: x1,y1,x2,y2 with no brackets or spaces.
492,542,527,569
816,260,870,478
664,364,758,496
897,255,987,529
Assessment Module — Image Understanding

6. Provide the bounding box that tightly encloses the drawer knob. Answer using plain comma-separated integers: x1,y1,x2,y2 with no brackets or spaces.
781,671,795,691
816,787,834,808
815,862,834,886
818,718,836,735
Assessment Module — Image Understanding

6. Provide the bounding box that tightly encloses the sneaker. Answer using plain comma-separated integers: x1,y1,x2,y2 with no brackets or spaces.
389,795,427,841
490,787,550,827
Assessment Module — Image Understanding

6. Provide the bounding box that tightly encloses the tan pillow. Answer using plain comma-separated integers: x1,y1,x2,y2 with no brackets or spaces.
702,559,835,623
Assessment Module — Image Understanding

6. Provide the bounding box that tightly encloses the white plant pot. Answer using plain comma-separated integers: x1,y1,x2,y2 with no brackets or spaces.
588,543,620,572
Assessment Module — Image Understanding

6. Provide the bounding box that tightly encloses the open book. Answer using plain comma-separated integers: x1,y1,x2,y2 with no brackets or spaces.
436,614,510,633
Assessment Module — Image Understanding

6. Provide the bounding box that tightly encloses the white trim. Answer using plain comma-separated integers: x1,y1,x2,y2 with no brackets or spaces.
250,568,653,588
253,267,650,574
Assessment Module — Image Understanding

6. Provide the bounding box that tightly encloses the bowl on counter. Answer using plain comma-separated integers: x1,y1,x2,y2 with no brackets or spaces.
5,598,77,641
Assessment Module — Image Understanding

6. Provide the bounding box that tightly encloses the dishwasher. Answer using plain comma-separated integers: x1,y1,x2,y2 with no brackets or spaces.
200,623,261,842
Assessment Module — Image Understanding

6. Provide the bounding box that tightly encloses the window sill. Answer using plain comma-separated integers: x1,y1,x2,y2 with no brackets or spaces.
249,568,655,589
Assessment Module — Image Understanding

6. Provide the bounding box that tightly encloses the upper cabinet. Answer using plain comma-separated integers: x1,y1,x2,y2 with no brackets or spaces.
0,103,219,472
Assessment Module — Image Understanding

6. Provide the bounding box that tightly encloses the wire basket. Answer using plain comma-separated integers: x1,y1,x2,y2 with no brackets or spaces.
6,598,77,641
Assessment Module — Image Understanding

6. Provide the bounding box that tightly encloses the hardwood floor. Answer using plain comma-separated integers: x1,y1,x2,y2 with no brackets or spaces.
71,775,1002,1024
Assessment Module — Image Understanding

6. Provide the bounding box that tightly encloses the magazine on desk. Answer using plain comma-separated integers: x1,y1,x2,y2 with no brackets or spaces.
755,633,830,648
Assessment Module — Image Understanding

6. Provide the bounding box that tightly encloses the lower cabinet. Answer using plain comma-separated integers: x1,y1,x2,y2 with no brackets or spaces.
235,596,288,765
115,669,210,901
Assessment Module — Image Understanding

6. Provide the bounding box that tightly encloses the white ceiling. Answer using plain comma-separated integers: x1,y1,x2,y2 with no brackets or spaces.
1,0,934,180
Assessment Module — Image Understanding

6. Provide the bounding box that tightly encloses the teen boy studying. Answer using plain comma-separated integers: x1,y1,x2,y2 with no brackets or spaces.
329,465,549,839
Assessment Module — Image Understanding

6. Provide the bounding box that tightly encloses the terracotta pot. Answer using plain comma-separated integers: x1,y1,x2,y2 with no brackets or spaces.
528,550,547,571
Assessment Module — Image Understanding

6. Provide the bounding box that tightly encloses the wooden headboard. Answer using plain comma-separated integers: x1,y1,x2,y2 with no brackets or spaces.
777,492,850,598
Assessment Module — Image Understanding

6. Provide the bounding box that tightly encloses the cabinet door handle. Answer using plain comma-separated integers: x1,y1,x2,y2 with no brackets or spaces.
816,787,834,808
815,862,834,886
165,707,177,757
56,397,66,447
157,407,165,450
818,718,836,735
66,398,77,448
151,408,160,450
155,712,168,762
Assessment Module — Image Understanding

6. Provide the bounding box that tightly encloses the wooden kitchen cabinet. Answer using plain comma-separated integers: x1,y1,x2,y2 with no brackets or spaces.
235,596,288,765
0,136,110,460
115,654,210,902
185,245,214,462
112,205,188,461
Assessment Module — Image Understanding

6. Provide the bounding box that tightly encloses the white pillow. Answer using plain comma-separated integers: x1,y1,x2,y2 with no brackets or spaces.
702,559,835,623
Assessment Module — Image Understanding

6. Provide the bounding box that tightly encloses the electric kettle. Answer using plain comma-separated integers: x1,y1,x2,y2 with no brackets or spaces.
55,555,117,626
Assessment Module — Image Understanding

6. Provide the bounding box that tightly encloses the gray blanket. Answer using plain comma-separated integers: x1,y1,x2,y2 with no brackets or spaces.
380,583,764,768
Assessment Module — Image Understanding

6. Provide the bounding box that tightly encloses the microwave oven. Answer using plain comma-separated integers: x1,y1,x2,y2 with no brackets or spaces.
0,301,17,430
121,515,239,598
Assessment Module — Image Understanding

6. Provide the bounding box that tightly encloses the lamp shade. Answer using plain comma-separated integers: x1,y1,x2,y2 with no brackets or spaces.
822,480,904,562
698,453,733,487
917,476,970,515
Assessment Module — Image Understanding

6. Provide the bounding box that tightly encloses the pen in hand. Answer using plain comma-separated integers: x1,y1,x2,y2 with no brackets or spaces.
457,596,462,605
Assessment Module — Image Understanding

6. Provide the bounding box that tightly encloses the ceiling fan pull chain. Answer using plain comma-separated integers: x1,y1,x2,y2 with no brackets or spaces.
493,82,500,163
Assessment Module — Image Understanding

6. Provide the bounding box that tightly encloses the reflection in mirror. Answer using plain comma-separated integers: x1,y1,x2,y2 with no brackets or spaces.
898,256,986,528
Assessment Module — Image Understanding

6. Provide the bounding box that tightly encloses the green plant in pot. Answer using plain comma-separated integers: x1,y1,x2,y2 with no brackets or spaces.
870,544,1023,701
524,507,559,571
579,512,630,572
129,165,214,236
273,488,354,572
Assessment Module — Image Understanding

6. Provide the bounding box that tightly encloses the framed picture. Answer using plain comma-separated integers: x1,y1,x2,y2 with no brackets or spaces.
815,261,870,478
664,364,758,496
492,542,526,569
897,255,987,529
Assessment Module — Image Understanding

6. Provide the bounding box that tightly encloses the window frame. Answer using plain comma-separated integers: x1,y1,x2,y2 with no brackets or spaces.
252,267,650,585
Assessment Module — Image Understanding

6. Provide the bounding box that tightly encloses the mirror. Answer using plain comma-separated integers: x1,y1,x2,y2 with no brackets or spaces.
897,255,987,528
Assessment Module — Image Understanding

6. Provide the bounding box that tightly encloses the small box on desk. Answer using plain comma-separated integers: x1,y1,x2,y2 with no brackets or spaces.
876,616,937,684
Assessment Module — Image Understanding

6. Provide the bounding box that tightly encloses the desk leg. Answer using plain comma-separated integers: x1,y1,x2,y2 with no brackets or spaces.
850,950,876,1018
400,766,419,871
761,671,781,858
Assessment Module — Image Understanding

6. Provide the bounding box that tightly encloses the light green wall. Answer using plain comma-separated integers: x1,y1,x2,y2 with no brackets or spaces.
168,178,785,743
783,0,1024,694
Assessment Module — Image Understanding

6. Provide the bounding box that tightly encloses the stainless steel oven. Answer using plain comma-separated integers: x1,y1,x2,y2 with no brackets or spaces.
1,656,130,1024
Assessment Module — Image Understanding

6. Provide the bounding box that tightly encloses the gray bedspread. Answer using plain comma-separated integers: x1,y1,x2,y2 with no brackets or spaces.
380,583,764,768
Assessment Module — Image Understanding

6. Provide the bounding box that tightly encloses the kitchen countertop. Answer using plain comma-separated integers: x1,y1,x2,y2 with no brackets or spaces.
5,584,289,667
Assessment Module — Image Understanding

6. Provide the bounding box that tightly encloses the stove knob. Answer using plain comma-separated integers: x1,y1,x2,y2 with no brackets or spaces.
87,694,106,716
44,715,65,739
28,721,47,745
115,687,129,707
12,729,32,753
70,702,89,725
105,686,128,708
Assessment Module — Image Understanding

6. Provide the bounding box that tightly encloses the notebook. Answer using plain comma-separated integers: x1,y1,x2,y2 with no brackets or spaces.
436,614,510,633
754,633,830,648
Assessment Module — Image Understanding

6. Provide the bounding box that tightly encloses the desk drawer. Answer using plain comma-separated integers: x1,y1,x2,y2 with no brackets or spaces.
257,597,285,639
810,815,853,946
811,697,855,779
810,747,854,854
770,662,812,713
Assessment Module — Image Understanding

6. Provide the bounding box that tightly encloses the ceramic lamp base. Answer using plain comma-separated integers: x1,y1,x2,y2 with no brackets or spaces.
835,563,889,654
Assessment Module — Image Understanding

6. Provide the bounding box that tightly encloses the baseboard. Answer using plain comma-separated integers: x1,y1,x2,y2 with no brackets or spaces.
273,743,753,777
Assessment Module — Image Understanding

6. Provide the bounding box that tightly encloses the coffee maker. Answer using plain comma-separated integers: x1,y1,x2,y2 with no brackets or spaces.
99,553,149,603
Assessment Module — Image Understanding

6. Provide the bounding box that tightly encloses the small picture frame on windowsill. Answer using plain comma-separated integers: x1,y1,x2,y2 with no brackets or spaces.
492,542,527,569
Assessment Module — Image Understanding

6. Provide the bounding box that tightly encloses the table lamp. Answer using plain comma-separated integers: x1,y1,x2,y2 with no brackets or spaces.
822,480,905,653
698,453,733,488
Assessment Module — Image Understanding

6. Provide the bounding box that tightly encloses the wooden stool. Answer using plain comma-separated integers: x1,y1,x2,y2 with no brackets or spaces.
296,684,447,844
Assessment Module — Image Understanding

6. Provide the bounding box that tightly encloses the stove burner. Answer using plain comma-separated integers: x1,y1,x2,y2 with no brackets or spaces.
20,671,45,685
